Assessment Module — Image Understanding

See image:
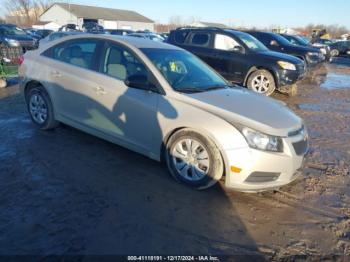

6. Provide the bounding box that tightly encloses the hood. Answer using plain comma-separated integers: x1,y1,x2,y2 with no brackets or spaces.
284,44,320,53
180,88,302,137
5,34,34,41
256,50,303,64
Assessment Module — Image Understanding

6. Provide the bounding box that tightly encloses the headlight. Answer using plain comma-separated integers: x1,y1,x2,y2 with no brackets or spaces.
4,38,20,47
241,127,283,152
277,61,296,70
307,52,319,57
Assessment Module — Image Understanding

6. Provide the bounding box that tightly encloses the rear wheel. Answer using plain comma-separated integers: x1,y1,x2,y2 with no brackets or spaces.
247,70,275,96
25,85,59,130
165,129,223,190
0,79,7,88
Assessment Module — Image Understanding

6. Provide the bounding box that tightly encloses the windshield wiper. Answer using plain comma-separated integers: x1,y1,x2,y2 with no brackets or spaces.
203,85,229,91
173,87,205,93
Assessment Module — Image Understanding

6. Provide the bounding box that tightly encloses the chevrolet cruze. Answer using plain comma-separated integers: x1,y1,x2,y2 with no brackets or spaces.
19,35,308,191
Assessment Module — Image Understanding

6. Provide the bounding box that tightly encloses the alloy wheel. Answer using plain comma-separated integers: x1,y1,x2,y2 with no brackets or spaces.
29,94,48,124
251,75,270,93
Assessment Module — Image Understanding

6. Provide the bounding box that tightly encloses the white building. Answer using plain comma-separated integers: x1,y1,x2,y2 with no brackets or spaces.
40,3,154,31
32,21,60,31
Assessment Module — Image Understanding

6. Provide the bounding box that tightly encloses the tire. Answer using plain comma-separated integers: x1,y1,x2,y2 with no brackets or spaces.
247,69,276,96
0,79,7,88
25,85,59,130
165,129,223,190
330,49,339,57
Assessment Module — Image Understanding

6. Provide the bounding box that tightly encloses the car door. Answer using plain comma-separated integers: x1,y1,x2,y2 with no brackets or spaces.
41,38,104,124
92,41,160,154
210,33,247,83
183,31,214,65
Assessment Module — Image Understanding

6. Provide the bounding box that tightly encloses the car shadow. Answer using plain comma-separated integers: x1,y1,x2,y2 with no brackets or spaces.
0,81,266,260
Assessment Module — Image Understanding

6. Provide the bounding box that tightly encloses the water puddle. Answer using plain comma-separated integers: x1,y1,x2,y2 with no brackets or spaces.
321,72,350,90
298,103,350,114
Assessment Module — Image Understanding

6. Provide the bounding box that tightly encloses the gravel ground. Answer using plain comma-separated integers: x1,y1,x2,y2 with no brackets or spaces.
0,61,349,260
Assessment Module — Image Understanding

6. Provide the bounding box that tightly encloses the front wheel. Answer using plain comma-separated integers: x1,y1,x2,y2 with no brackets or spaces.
330,49,339,57
165,129,223,190
247,69,276,96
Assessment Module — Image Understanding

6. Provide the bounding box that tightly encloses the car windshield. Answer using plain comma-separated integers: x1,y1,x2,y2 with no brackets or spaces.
235,31,268,51
273,33,293,45
294,35,310,45
3,26,27,36
141,48,229,93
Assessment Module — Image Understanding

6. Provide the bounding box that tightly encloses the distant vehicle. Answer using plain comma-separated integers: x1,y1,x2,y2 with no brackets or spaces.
82,22,104,33
167,27,305,96
246,31,324,66
160,33,169,40
23,28,42,41
328,41,350,57
128,33,165,42
281,34,331,61
0,24,37,52
39,31,83,46
59,24,79,32
19,34,308,191
107,29,134,36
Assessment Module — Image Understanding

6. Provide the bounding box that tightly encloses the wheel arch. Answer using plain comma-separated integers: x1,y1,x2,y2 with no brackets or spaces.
244,66,278,88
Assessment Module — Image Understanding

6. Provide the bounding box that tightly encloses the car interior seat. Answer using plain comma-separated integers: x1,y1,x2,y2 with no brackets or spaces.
105,48,127,80
69,46,87,68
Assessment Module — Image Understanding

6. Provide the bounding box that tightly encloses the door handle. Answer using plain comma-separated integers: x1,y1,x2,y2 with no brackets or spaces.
94,86,107,95
50,70,61,78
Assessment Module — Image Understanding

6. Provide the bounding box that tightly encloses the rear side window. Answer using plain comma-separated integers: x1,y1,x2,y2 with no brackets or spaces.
255,33,273,46
173,30,190,44
190,33,211,46
42,39,99,69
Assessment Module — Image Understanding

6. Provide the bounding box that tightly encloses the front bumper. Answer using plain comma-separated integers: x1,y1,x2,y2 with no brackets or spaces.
223,130,308,192
275,64,305,88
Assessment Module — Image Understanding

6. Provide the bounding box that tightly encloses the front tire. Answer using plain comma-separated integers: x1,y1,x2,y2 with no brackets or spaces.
247,69,276,96
165,129,223,190
25,85,59,130
330,49,339,57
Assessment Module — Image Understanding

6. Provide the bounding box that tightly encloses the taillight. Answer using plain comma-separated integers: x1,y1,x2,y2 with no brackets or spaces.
18,56,24,65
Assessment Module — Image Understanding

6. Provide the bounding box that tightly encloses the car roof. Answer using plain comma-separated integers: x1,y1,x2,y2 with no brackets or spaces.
47,34,181,50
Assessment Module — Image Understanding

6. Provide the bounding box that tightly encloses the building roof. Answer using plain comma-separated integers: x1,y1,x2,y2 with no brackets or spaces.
50,3,154,23
191,21,227,28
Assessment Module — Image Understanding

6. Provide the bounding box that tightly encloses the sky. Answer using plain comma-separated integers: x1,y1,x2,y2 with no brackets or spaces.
1,0,350,28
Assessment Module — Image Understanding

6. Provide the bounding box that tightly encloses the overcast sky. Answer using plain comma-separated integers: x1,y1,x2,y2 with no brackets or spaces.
2,0,350,28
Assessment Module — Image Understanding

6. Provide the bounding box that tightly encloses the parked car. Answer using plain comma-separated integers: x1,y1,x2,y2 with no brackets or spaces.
58,24,79,32
160,33,169,41
39,31,83,46
23,28,42,41
82,22,104,33
128,33,165,42
281,34,331,61
167,27,305,96
246,31,324,66
0,24,37,52
19,35,308,191
108,29,134,36
328,40,350,57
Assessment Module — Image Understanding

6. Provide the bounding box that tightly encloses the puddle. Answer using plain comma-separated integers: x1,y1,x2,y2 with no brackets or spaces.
298,103,350,114
321,73,350,90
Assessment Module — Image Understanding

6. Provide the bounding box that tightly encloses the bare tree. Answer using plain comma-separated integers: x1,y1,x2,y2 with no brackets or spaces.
3,0,53,26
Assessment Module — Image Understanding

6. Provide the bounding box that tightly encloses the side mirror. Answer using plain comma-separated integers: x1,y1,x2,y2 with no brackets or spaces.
124,74,158,92
270,40,279,46
233,45,245,53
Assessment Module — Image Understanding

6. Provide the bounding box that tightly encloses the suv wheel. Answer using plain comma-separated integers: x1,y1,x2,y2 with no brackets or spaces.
247,70,276,96
26,85,59,130
330,49,339,57
165,129,223,190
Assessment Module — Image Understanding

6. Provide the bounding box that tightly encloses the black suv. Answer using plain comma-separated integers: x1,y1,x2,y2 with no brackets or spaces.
246,31,323,66
167,27,305,95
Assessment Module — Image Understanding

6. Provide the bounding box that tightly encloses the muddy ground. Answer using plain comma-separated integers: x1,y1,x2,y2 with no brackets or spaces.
0,59,349,261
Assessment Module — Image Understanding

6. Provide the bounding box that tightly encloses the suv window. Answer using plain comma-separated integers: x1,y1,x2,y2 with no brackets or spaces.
100,42,147,81
43,39,98,69
174,30,190,44
190,33,211,46
255,33,273,46
214,34,240,51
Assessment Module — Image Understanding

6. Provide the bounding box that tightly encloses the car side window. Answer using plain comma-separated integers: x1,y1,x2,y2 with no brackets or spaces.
189,33,211,47
174,30,190,44
43,39,99,69
99,42,148,81
257,33,272,46
214,34,241,51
